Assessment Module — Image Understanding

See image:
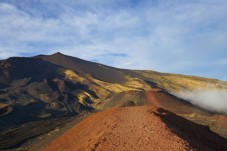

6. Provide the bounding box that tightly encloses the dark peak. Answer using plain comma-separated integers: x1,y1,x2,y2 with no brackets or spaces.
52,52,64,56
34,52,65,59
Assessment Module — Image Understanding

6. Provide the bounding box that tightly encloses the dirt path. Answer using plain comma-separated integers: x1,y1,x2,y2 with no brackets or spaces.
43,106,192,151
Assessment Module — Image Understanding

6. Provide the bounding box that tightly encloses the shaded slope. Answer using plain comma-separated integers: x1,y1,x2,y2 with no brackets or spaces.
0,104,13,116
43,106,227,151
0,57,63,86
0,57,95,129
0,117,75,150
39,52,127,83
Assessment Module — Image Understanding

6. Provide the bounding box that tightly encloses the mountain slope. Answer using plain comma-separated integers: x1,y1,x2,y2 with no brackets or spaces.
38,52,127,83
43,106,227,151
0,53,150,129
0,52,227,150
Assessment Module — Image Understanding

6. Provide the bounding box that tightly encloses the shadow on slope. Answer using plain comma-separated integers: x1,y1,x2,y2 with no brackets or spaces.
153,108,227,151
0,57,65,86
0,116,77,150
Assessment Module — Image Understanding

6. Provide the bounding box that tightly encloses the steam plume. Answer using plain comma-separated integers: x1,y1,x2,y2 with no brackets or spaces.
173,89,227,114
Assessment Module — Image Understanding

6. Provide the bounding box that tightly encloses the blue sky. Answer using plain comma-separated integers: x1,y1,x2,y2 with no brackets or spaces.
0,0,227,81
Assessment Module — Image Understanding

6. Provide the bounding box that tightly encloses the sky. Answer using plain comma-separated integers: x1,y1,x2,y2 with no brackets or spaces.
0,0,227,81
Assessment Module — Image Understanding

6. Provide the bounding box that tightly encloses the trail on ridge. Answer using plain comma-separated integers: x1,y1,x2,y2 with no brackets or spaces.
43,106,227,151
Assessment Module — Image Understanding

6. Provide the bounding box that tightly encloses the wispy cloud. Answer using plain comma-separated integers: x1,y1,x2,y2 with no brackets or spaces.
0,0,227,80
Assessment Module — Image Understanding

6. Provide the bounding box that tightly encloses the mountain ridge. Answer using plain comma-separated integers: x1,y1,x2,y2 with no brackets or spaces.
0,52,227,150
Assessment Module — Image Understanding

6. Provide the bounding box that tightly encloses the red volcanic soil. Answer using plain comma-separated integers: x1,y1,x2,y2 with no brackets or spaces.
43,106,227,151
146,89,206,114
213,115,227,129
218,116,227,128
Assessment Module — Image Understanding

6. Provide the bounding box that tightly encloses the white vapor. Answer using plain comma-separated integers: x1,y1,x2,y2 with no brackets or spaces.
174,89,227,113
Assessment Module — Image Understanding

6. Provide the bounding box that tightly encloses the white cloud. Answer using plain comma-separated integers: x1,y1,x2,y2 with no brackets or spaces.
174,88,227,113
0,0,227,80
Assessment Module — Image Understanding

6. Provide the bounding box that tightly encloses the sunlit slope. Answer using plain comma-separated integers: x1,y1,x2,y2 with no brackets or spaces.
132,70,227,92
0,53,151,128
1,52,227,141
